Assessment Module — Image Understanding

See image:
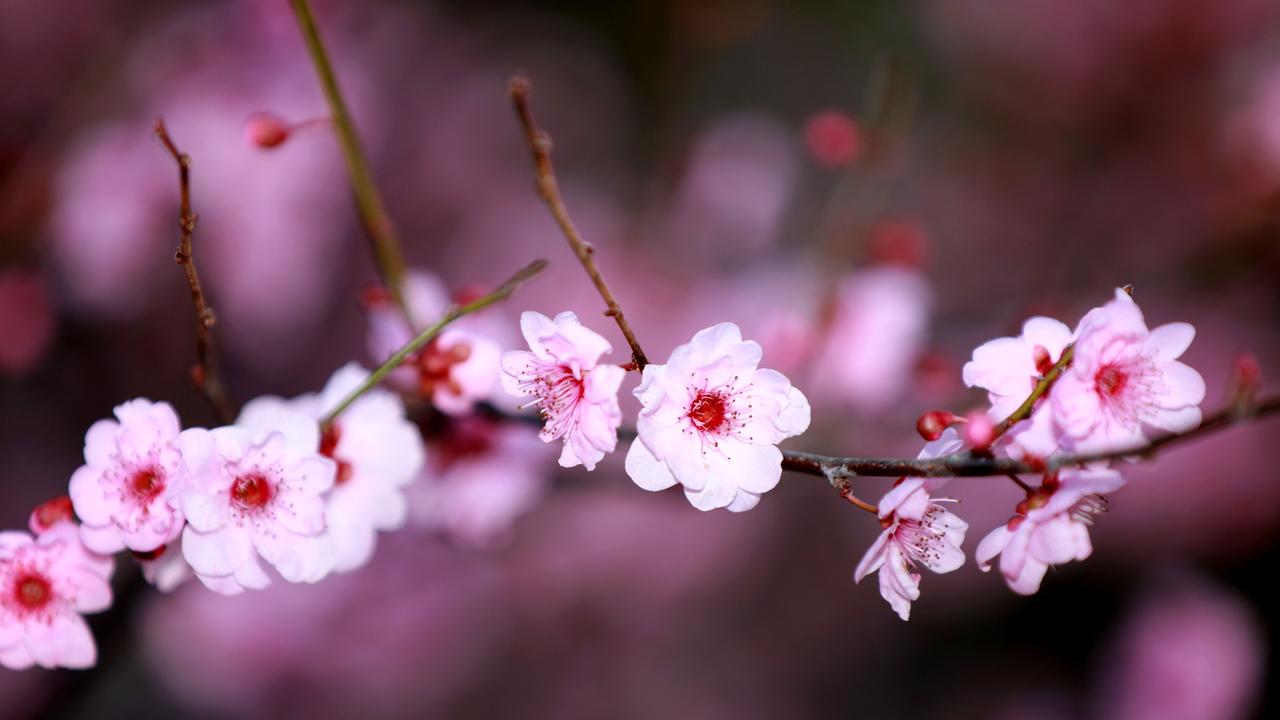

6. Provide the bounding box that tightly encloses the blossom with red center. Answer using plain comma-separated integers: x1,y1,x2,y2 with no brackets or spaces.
365,269,504,416
1051,290,1205,454
975,467,1125,595
855,481,967,621
626,322,811,512
67,399,187,554
963,316,1074,460
1,522,114,670
500,311,626,471
237,363,426,573
178,405,336,595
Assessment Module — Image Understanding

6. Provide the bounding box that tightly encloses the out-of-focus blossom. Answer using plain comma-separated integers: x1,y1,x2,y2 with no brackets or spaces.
68,399,186,554
0,268,56,379
855,481,967,621
240,363,426,573
812,267,931,412
243,112,290,149
136,536,194,594
27,496,74,536
366,269,503,416
1052,290,1204,454
501,310,625,471
626,322,811,512
1096,572,1264,720
409,418,554,548
178,406,335,594
804,110,861,168
964,316,1073,459
1,522,114,670
976,467,1124,595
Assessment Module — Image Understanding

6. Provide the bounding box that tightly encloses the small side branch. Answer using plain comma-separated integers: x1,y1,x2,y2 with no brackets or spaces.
509,76,649,370
993,344,1074,439
154,119,235,425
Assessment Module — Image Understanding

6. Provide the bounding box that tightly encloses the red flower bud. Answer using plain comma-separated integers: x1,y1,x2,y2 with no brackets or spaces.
29,496,74,535
916,410,960,441
804,110,861,168
244,113,290,149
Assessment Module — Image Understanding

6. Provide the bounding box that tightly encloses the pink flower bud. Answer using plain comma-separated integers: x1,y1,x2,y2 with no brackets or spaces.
962,411,996,449
1230,353,1263,401
916,410,960,441
244,113,290,149
29,496,74,535
804,110,861,168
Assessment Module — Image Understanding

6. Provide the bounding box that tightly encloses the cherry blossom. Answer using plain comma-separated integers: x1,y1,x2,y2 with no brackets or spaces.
68,399,187,555
963,316,1074,459
178,405,335,595
366,270,503,416
501,311,625,471
975,467,1125,595
1052,290,1205,454
1,522,114,670
855,481,967,621
239,363,427,573
626,322,811,512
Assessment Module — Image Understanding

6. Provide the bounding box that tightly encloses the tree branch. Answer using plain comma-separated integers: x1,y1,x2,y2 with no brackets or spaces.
509,76,649,369
781,393,1280,479
153,119,235,425
289,0,412,323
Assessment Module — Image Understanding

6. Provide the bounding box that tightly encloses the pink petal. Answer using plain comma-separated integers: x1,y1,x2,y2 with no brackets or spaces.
963,336,1032,395
182,525,252,578
854,528,893,583
974,525,1012,571
624,440,678,491
1144,322,1195,363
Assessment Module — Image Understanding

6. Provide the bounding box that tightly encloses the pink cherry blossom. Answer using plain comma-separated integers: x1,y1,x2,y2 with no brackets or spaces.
1,522,114,670
239,363,427,573
1052,290,1206,454
811,267,931,412
963,316,1074,459
366,270,503,416
975,467,1125,595
408,418,554,548
626,322,811,512
178,405,336,595
855,481,967,621
68,399,187,555
500,311,625,471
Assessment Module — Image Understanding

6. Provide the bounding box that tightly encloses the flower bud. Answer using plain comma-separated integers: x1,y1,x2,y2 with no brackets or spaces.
28,496,74,535
1230,353,1263,407
916,409,960,441
244,113,290,149
804,109,861,168
962,410,996,449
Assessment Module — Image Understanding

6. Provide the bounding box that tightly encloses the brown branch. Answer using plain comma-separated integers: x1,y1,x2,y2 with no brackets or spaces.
781,393,1280,480
509,76,649,369
992,344,1074,439
153,119,235,425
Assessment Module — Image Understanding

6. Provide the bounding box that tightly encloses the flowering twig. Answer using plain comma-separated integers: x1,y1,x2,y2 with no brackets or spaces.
321,259,548,427
509,76,649,369
289,0,411,322
153,119,235,425
780,393,1280,479
992,344,1074,439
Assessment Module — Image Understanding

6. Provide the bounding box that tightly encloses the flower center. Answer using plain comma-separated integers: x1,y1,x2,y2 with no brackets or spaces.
130,468,164,500
230,473,273,510
1095,365,1128,397
320,425,354,486
688,391,729,433
14,573,52,610
416,339,471,398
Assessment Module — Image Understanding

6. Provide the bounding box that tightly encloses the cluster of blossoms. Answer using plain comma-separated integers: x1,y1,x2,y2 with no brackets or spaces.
855,289,1205,619
0,280,1212,669
2,363,425,669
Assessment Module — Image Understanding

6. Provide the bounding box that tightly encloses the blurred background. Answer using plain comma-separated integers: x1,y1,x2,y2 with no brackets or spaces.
2,0,1279,717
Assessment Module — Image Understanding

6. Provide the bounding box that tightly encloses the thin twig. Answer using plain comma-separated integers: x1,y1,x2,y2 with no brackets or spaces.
289,0,411,322
321,259,548,427
153,119,235,425
992,344,1075,440
509,76,649,369
781,394,1280,479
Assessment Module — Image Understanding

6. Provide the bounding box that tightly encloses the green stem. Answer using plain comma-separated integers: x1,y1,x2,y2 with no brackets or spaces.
320,259,547,427
992,344,1075,439
289,0,410,319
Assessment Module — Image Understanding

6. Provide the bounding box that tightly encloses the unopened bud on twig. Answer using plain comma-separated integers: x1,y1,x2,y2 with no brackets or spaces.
962,411,996,449
244,113,291,149
916,409,960,441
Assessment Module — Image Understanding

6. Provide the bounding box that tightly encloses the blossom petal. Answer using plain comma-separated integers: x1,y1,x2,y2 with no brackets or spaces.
625,440,678,491
1144,322,1195,363
182,525,251,578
